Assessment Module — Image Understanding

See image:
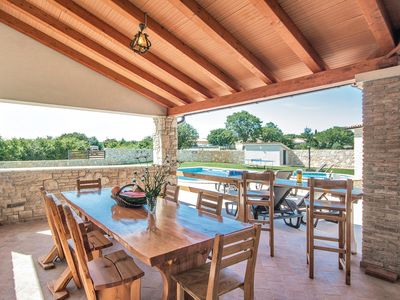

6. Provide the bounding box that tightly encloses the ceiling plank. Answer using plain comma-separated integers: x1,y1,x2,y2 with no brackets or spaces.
357,0,395,55
248,0,326,73
0,9,175,108
53,0,215,99
168,0,277,84
8,0,192,105
7,0,190,106
168,56,398,115
109,0,242,92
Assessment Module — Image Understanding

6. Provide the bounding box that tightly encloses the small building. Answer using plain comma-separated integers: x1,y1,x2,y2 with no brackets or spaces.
242,142,290,166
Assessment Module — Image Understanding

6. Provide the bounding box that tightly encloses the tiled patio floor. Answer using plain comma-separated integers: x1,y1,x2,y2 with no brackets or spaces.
0,218,398,300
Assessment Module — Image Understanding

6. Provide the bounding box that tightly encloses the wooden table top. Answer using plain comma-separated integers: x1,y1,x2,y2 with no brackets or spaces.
62,188,249,267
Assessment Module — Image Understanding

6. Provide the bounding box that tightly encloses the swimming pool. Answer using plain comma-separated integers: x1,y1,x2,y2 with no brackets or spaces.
178,167,243,182
178,167,351,181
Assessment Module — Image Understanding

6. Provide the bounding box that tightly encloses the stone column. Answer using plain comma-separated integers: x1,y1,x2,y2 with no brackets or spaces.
357,66,400,277
153,116,178,166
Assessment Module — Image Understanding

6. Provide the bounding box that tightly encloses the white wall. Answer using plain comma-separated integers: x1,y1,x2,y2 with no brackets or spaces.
0,23,166,116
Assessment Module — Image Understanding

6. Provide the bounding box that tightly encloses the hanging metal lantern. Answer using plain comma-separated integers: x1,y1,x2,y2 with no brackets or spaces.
130,13,151,54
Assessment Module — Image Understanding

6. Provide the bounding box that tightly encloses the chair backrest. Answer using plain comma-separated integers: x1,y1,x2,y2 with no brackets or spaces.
243,171,274,202
77,178,102,192
164,184,180,203
309,178,353,209
207,224,261,299
63,205,97,300
273,171,293,208
43,193,82,288
40,187,64,258
196,192,223,217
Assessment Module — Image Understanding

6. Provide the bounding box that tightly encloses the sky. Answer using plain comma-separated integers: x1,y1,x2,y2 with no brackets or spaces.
0,85,362,141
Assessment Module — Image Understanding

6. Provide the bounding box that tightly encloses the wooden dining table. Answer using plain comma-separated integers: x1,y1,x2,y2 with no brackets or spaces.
62,188,250,300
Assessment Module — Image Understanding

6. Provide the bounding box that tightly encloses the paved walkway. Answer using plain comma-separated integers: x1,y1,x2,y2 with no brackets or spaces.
0,215,398,300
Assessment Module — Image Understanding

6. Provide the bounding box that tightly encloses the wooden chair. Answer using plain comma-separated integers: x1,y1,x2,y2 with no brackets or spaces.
77,178,102,192
305,178,353,285
172,224,261,300
164,184,180,203
43,191,113,299
38,186,64,270
243,171,275,257
196,191,223,217
63,205,144,300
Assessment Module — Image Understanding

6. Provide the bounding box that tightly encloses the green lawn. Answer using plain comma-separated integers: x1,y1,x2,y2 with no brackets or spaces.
179,161,354,175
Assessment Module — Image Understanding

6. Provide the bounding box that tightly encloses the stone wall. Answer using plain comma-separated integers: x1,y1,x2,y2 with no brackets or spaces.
0,165,149,224
0,149,153,169
288,149,354,169
178,150,244,163
361,75,400,276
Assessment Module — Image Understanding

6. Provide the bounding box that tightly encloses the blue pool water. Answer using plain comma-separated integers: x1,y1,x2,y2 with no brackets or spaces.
178,167,243,181
178,167,350,181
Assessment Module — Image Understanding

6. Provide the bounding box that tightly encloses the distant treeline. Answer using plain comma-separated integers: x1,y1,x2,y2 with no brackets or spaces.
0,132,152,161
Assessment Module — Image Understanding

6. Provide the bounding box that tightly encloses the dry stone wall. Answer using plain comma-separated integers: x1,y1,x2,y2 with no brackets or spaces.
288,150,354,169
0,165,148,224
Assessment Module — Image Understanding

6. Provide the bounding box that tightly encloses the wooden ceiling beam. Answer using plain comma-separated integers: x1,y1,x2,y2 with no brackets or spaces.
109,0,242,92
0,9,175,108
7,0,189,106
248,0,326,73
357,0,395,55
168,56,398,115
53,0,215,100
168,0,277,84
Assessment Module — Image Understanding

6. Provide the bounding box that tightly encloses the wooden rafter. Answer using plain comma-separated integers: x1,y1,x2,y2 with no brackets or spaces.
357,0,395,55
168,0,277,84
53,0,215,100
168,56,398,115
385,43,400,58
109,0,242,92
0,10,175,108
6,0,189,106
248,0,326,73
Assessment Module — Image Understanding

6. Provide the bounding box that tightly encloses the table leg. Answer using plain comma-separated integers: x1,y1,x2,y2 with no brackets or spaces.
156,249,210,300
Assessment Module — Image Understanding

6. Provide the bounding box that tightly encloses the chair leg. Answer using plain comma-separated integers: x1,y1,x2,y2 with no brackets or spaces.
243,280,254,300
338,212,344,270
309,208,314,279
269,204,274,257
306,207,310,264
47,267,72,300
38,245,58,270
345,212,351,285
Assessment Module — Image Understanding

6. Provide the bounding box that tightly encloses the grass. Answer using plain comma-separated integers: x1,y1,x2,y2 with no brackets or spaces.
179,161,354,175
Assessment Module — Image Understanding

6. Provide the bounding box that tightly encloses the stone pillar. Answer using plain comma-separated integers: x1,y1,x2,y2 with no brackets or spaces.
359,68,400,277
153,116,178,166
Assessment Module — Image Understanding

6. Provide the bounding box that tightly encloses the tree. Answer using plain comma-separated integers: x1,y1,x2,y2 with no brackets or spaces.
178,123,199,149
260,122,284,142
298,127,318,149
137,136,153,149
314,127,354,149
225,111,262,142
207,128,236,147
